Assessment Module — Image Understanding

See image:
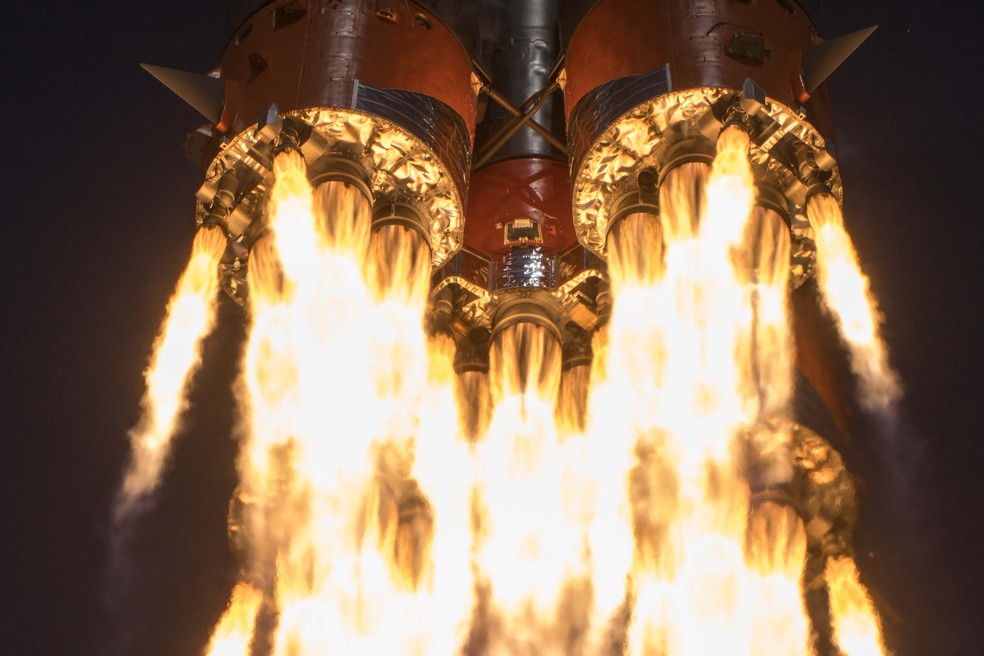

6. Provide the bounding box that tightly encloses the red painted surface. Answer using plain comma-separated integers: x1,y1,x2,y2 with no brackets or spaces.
219,0,475,138
464,158,577,257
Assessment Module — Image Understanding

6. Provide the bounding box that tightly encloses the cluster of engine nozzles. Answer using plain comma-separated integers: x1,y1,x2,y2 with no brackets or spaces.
169,0,866,403
195,89,846,393
203,115,430,257
134,3,889,652
145,0,874,367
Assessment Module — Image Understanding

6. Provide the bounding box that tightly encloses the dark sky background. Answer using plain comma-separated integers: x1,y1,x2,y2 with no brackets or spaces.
2,2,981,655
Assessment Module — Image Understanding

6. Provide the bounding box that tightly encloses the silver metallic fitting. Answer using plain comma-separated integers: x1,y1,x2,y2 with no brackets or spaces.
202,168,240,234
490,291,564,343
372,201,431,248
494,246,556,290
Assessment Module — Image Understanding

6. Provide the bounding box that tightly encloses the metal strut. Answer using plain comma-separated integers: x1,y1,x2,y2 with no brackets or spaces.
473,73,564,168
483,86,568,155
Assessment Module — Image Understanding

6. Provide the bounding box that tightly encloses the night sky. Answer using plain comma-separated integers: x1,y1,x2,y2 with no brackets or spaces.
2,2,981,655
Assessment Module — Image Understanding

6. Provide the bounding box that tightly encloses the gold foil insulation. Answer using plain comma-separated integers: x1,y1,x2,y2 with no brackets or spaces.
570,87,844,286
196,107,465,271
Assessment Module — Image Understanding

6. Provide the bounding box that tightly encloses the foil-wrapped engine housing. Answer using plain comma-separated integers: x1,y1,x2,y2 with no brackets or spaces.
195,106,468,303
569,83,843,287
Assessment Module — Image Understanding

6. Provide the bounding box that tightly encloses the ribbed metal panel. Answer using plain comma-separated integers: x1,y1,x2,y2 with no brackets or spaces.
566,65,672,177
355,85,472,199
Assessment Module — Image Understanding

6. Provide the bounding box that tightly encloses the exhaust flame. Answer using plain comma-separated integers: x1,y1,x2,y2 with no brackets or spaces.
806,193,900,410
205,583,264,656
826,556,886,656
115,225,226,520
737,207,794,418
127,117,894,654
587,126,880,656
221,151,472,654
619,127,762,656
745,502,810,656
474,323,590,654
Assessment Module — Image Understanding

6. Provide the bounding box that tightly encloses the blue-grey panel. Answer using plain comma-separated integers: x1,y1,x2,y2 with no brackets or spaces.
567,65,672,173
356,85,472,197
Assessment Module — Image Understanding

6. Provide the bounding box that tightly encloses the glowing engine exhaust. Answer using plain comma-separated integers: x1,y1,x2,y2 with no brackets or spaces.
118,1,900,654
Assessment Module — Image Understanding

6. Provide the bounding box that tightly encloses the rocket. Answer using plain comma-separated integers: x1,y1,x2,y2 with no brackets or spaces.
144,0,873,420
144,1,879,649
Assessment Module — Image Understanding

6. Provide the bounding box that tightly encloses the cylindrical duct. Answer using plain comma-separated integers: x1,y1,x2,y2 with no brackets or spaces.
474,0,565,164
490,293,563,344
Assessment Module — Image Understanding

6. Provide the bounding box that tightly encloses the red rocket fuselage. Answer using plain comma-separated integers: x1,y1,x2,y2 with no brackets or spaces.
217,0,475,140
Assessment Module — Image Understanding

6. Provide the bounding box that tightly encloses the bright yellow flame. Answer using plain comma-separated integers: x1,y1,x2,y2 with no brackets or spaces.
594,126,814,656
557,363,592,434
218,151,473,655
204,583,264,656
736,208,794,418
474,322,591,653
807,193,901,410
826,556,887,656
188,127,891,655
116,225,226,518
745,502,810,656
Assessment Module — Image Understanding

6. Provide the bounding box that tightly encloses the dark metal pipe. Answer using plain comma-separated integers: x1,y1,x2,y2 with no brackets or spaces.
454,327,492,375
371,202,431,248
202,168,240,233
308,156,373,203
474,0,565,165
490,292,564,344
271,116,310,157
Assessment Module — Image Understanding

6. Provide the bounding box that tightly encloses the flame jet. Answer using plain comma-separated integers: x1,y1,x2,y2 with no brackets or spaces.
205,583,264,656
593,126,807,656
115,224,227,522
807,193,901,410
473,322,591,655
144,10,480,648
223,149,474,655
826,556,888,656
560,0,887,651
